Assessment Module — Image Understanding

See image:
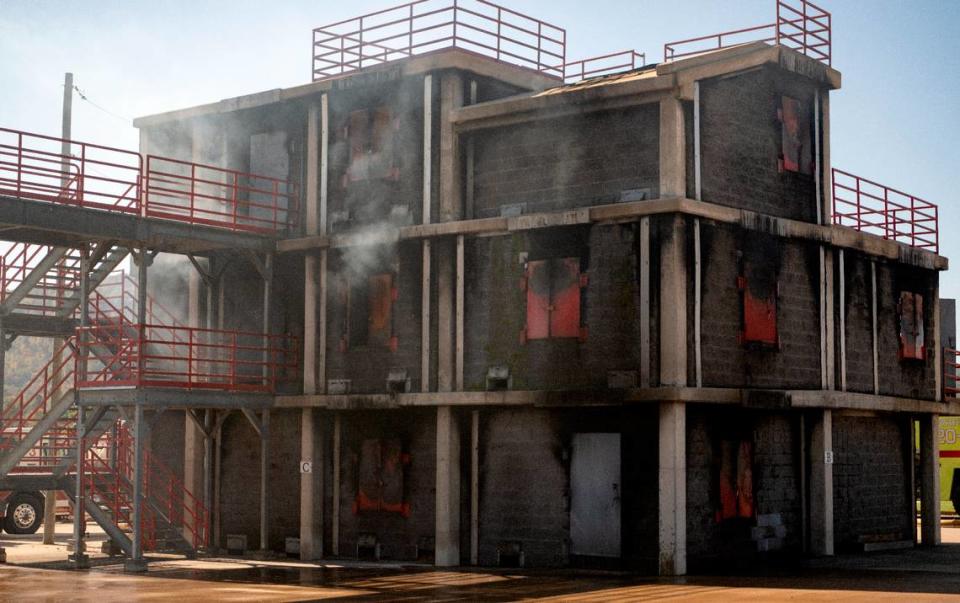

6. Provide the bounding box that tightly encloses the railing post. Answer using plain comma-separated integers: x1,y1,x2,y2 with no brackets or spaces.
453,0,458,47
190,163,196,224
409,4,414,54
496,7,502,60
359,16,364,70
233,172,239,230
16,133,23,197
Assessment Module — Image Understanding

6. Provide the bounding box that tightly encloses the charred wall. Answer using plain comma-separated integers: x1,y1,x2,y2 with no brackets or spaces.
478,407,658,569
325,241,422,394
334,409,437,561
698,223,821,389
699,66,819,222
471,104,659,218
687,407,801,568
218,409,301,552
463,224,642,391
875,263,938,400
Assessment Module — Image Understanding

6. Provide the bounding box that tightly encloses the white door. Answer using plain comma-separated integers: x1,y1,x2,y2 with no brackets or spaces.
570,432,621,557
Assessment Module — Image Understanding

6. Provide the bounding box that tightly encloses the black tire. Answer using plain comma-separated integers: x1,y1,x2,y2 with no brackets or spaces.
3,492,44,535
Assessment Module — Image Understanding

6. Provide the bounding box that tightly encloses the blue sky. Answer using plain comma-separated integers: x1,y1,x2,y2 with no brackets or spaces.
1,0,959,296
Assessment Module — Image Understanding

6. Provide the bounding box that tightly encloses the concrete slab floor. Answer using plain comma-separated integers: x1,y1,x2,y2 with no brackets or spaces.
0,522,958,601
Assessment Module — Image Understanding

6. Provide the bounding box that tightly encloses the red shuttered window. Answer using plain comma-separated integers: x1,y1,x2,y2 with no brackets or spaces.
524,257,584,341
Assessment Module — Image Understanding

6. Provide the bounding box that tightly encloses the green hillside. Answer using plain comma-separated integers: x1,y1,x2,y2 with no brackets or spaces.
3,337,58,403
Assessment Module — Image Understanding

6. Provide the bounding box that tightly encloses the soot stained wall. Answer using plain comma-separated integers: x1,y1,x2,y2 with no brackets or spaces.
463,224,641,391
700,66,818,222
471,105,659,218
699,223,821,389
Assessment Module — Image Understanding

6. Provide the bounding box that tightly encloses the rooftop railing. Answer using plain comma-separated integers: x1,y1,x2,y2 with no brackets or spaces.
557,50,647,84
312,0,566,81
832,168,939,253
664,0,831,65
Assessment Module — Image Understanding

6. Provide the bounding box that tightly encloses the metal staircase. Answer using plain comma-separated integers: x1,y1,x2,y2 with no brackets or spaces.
0,275,209,555
0,242,130,339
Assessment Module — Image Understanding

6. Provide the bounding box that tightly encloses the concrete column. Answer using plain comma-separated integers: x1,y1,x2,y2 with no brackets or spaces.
439,72,463,222
435,406,461,566
303,254,318,395
299,408,324,560
660,215,687,387
659,95,686,198
658,401,686,576
920,413,941,546
808,409,834,556
437,239,455,392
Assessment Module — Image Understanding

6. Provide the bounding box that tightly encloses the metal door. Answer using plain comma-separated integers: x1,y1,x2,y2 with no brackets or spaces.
570,432,621,557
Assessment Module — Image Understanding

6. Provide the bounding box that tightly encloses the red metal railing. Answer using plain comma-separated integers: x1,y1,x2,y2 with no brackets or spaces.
0,336,77,470
312,0,566,81
144,155,299,234
0,127,141,214
945,347,958,401
664,0,831,65
76,323,298,393
0,243,81,316
831,168,939,253
0,127,300,235
558,50,646,84
84,424,210,551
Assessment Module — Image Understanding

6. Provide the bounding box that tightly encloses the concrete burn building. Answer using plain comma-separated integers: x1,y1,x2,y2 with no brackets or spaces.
0,0,952,577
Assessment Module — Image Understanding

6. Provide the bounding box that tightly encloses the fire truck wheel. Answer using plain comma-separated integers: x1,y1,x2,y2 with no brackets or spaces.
3,493,43,535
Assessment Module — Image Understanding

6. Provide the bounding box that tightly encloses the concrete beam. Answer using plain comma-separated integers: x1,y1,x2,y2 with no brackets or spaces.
134,48,558,128
658,401,686,576
275,386,960,414
435,406,460,566
0,194,274,254
276,197,948,272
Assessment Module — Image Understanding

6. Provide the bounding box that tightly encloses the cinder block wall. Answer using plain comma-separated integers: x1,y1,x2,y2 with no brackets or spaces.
218,409,300,551
875,264,938,400
687,407,801,567
698,224,821,389
699,66,818,222
478,407,658,569
335,409,436,561
464,224,642,391
471,105,659,218
325,241,423,394
832,414,913,549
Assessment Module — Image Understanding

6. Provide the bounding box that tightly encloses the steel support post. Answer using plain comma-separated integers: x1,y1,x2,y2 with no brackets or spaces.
69,246,90,568
259,409,271,552
125,402,147,572
124,248,149,572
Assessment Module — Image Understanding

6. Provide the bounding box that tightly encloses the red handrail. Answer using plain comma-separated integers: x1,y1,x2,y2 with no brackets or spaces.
312,0,566,81
556,50,646,84
946,348,959,401
76,323,298,393
831,168,939,253
663,0,831,65
0,126,300,235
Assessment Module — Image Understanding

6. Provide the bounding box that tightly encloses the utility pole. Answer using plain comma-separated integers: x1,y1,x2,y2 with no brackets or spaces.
44,72,73,547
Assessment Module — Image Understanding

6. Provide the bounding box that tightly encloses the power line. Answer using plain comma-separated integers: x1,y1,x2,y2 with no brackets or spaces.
69,83,131,123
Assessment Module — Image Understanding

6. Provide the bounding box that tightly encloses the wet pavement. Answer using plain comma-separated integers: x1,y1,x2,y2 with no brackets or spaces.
0,523,958,601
